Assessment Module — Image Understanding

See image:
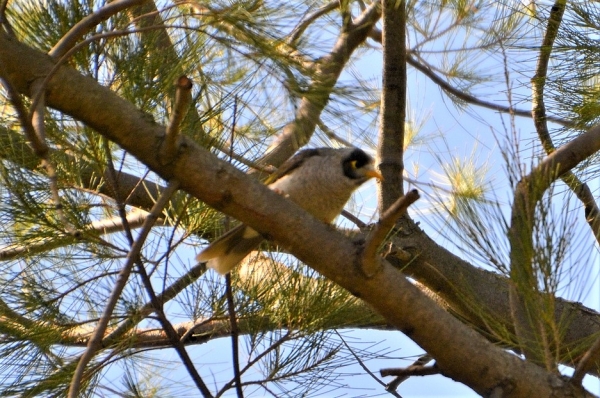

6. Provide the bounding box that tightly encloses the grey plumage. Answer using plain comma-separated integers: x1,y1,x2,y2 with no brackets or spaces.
196,147,382,275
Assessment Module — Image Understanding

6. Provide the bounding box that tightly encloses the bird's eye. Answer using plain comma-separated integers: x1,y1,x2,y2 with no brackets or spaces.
350,160,358,169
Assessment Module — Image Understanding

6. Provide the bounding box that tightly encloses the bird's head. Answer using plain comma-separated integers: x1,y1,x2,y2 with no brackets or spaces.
342,148,383,185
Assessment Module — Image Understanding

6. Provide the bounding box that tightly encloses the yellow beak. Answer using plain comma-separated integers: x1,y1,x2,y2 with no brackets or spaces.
365,169,384,181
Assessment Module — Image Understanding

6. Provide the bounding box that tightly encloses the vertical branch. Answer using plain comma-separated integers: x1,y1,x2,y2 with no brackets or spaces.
531,0,600,244
377,0,406,211
225,96,243,397
225,274,243,397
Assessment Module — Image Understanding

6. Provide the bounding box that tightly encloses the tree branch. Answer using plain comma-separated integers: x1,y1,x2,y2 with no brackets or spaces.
508,124,600,365
531,0,600,246
378,0,406,210
362,190,419,276
0,31,596,396
255,0,382,172
49,0,146,59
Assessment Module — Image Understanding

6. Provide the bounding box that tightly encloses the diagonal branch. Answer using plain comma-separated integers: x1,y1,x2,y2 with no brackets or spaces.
0,31,595,396
255,1,382,172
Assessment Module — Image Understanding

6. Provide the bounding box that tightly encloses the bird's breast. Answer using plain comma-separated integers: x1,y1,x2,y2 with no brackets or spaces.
269,173,355,223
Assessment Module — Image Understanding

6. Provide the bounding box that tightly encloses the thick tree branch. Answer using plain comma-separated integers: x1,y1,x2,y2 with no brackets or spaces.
378,0,406,210
0,32,593,397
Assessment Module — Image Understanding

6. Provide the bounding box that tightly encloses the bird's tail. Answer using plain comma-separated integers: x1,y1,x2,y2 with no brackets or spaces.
196,224,263,275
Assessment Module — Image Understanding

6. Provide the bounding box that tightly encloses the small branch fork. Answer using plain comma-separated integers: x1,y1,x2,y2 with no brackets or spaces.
381,360,438,379
382,354,434,393
362,189,420,277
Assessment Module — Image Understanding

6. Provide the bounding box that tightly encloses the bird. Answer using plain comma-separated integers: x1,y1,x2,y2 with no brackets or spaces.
196,147,383,275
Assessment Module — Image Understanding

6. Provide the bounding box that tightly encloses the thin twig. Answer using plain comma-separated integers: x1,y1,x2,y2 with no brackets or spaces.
162,75,193,164
334,330,403,398
67,180,180,398
287,1,338,45
133,227,214,397
409,54,571,127
225,95,243,397
340,209,367,229
225,274,244,397
362,190,420,277
317,119,353,147
571,334,600,386
102,261,208,345
384,354,433,392
368,27,571,126
380,364,439,378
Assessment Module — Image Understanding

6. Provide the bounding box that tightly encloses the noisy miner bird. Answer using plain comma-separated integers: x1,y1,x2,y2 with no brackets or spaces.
196,147,383,275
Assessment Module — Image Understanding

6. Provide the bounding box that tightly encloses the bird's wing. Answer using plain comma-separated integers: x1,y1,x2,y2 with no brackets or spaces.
266,148,328,184
196,224,263,275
